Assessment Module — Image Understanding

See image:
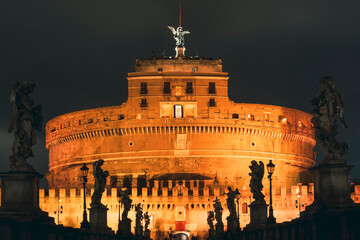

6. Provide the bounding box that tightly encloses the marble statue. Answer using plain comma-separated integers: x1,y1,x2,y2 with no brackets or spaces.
91,159,109,207
207,211,215,230
144,211,151,231
249,160,265,202
119,189,132,220
226,187,239,217
8,82,42,172
311,77,348,165
135,203,143,228
213,197,223,225
167,26,190,47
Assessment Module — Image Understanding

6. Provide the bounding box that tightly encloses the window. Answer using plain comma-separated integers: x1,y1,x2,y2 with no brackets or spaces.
158,68,163,72
140,99,148,108
163,82,171,94
174,105,183,118
118,114,125,120
242,203,248,214
232,113,239,119
209,98,216,107
192,67,198,72
208,82,216,94
186,82,193,94
140,82,148,94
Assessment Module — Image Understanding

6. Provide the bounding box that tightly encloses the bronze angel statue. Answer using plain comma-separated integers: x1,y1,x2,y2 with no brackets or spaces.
8,82,42,172
167,26,190,47
311,77,348,165
249,160,265,202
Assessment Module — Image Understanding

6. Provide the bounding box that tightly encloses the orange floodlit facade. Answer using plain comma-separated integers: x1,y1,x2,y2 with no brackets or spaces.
44,55,318,238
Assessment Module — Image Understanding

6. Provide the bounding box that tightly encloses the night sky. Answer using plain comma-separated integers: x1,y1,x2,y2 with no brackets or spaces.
0,0,359,187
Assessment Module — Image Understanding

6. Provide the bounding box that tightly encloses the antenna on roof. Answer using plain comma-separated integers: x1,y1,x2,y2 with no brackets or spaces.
179,0,182,27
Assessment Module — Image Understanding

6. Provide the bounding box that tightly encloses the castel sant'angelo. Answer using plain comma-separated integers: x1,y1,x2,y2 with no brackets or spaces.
39,21,360,240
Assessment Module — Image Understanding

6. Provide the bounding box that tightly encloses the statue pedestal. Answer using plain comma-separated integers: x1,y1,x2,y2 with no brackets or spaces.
120,218,133,237
226,215,240,233
207,228,215,240
215,222,224,237
246,201,267,228
135,225,143,238
89,205,113,233
144,229,151,239
303,164,357,216
0,171,53,223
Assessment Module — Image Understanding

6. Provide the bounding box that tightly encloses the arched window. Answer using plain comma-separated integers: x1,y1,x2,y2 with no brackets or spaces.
242,203,248,214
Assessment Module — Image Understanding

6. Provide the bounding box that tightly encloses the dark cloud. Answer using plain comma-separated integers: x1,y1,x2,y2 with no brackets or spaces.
0,0,359,182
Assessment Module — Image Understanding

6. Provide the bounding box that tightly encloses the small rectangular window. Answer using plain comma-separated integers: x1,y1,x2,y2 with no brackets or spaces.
209,99,216,107
209,82,216,94
163,82,171,94
158,68,163,72
88,119,93,123
118,114,125,120
174,105,183,118
140,99,148,108
232,114,239,119
192,67,198,72
186,82,193,94
140,82,148,94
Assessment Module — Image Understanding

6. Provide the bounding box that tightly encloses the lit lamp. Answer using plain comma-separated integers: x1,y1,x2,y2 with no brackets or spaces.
267,160,276,224
80,163,90,229
117,193,123,235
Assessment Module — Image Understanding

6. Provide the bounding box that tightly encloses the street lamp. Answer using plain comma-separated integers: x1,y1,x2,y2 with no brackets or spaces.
296,186,301,217
80,163,90,229
235,189,241,230
267,160,276,224
117,192,123,235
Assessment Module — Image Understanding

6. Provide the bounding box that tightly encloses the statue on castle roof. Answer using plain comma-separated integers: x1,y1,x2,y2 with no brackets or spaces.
119,189,132,220
91,159,109,207
249,160,265,203
8,82,42,172
168,26,190,47
226,187,240,218
311,77,348,165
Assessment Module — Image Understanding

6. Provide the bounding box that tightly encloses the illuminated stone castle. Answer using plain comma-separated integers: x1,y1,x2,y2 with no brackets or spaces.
44,47,318,238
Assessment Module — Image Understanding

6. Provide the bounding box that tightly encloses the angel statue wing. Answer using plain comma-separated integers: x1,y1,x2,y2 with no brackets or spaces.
167,26,176,35
259,161,265,180
8,82,20,133
182,31,190,35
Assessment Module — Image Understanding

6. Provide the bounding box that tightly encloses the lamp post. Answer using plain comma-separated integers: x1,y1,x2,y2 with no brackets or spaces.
296,186,301,217
80,163,90,229
117,193,123,235
235,189,241,230
267,160,276,224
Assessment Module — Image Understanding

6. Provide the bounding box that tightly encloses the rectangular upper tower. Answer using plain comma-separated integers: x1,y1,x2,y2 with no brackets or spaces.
126,57,229,120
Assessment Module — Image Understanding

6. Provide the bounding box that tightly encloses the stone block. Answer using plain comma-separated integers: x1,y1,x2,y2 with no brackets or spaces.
193,187,198,197
89,205,112,233
142,187,148,197
49,189,55,198
301,185,308,195
70,189,76,198
281,186,286,195
204,187,209,197
152,187,158,197
111,188,117,197
59,189,66,198
39,189,45,198
132,188,137,196
162,188,168,197
247,201,267,228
